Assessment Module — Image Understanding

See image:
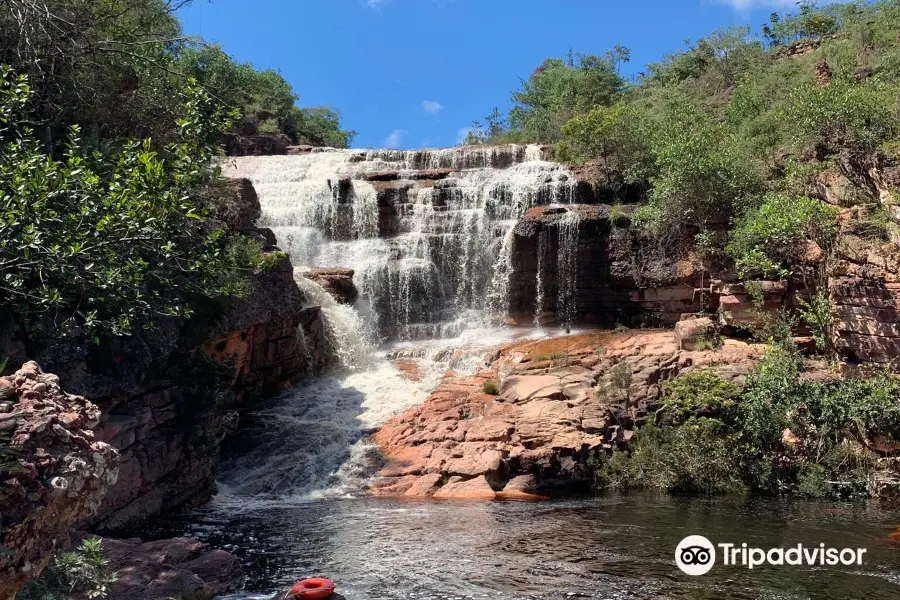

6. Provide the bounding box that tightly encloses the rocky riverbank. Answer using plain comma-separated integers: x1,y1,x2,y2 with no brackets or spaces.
370,330,766,498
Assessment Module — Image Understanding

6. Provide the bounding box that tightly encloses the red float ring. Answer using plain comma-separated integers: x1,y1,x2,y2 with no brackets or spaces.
289,578,335,600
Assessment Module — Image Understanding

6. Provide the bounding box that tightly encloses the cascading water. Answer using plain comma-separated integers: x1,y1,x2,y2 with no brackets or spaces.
214,145,581,503
556,210,581,329
223,144,578,340
534,229,546,328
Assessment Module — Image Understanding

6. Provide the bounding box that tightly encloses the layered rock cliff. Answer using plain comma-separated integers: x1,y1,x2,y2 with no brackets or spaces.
0,363,118,599
90,255,330,529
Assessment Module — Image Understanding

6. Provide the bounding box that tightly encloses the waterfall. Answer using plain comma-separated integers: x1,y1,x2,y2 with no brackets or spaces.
557,211,581,329
486,221,516,320
223,145,577,340
293,270,376,370
534,229,546,328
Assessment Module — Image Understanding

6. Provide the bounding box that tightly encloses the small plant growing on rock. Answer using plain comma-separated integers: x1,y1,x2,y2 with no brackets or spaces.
482,380,501,396
18,537,116,600
798,290,833,355
609,362,633,394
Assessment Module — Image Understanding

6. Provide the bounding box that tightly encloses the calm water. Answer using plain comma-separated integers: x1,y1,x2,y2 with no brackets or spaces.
142,494,900,600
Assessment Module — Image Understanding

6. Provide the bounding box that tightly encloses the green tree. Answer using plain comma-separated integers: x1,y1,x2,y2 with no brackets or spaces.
0,67,256,339
727,194,839,280
508,50,629,142
634,94,763,240
554,102,644,187
283,106,356,148
18,538,116,600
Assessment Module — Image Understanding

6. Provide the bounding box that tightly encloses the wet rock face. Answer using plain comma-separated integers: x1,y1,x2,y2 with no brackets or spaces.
93,535,244,600
0,362,119,599
370,332,763,498
92,256,331,529
305,267,359,305
507,204,715,327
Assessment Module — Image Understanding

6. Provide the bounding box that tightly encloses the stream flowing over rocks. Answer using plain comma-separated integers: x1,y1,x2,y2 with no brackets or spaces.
5,144,900,599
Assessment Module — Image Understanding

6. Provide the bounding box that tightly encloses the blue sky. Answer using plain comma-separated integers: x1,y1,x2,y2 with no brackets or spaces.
178,0,814,149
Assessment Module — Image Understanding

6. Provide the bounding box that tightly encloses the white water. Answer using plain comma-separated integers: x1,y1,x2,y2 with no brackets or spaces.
223,145,577,339
216,145,584,501
215,324,558,504
557,210,581,329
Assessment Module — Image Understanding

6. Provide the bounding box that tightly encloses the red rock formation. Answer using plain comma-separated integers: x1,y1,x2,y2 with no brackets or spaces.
370,331,764,498
92,255,331,529
830,207,900,365
0,363,119,599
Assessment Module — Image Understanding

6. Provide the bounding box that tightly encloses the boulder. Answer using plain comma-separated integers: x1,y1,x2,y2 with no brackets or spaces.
0,363,119,599
433,475,497,500
97,536,244,600
220,178,261,232
674,317,714,351
305,268,359,305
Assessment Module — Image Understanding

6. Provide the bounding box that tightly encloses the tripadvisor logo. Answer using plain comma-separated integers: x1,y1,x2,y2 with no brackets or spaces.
675,535,868,576
676,535,716,576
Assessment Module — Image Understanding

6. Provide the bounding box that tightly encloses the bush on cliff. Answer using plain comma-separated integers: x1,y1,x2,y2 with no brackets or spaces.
597,344,900,498
0,67,261,340
727,194,840,279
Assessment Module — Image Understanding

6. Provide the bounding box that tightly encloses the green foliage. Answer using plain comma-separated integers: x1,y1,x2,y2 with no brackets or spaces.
554,102,645,194
498,49,629,143
644,26,765,96
762,1,839,47
601,419,748,495
785,79,899,154
663,370,741,422
597,341,900,498
798,289,833,353
18,538,116,600
0,68,257,339
177,45,355,148
637,94,763,239
608,361,632,393
727,194,839,279
0,3,353,151
283,107,356,148
481,380,500,395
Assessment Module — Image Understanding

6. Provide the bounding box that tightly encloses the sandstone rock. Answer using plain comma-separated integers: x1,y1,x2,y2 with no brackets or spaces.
220,178,261,232
372,332,764,500
674,318,714,351
433,475,497,500
0,363,119,599
502,474,537,493
781,428,802,450
221,132,290,156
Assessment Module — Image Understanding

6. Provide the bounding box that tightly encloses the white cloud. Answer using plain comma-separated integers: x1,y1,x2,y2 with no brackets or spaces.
384,129,405,149
423,100,443,115
456,127,474,144
366,0,389,9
